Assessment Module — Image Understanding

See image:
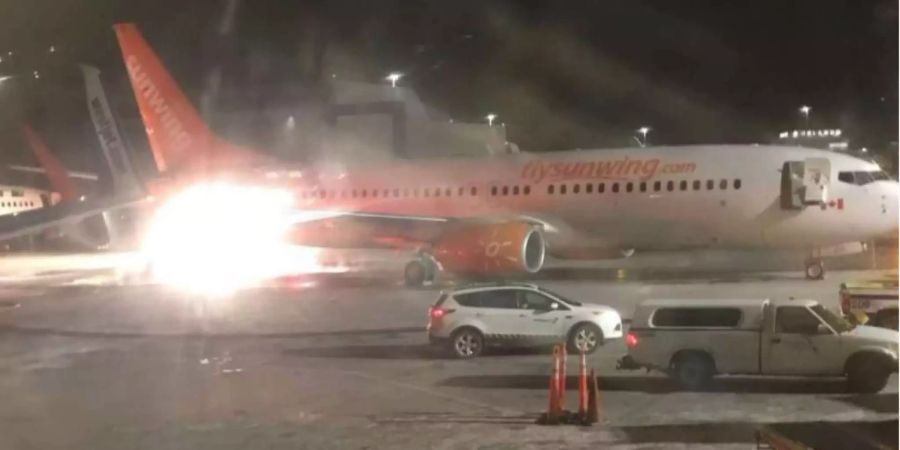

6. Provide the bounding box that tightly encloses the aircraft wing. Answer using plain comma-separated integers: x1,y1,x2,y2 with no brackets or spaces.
289,210,541,250
0,195,143,242
6,165,100,181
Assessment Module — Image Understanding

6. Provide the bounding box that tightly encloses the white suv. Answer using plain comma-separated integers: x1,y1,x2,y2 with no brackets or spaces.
427,283,623,358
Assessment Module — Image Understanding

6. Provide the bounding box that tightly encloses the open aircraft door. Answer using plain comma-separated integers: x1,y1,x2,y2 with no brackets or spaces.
780,158,830,209
801,158,830,205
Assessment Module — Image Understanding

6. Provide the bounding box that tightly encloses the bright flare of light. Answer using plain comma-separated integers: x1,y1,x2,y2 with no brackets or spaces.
385,72,403,87
142,183,304,296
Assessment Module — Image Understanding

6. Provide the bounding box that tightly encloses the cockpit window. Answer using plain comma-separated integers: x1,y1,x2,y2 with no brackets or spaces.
837,172,854,183
837,171,892,186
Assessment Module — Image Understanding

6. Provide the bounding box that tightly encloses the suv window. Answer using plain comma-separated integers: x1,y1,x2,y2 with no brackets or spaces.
651,308,742,327
775,306,821,334
518,290,559,310
459,289,518,309
452,292,482,307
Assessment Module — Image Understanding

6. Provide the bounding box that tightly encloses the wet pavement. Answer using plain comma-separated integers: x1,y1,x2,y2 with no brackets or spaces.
0,254,896,449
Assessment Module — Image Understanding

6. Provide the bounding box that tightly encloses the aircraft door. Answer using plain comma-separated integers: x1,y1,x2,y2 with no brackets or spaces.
802,158,830,205
780,161,804,210
779,158,830,210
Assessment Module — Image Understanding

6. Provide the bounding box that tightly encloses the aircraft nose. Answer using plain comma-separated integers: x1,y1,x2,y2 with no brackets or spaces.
881,181,899,234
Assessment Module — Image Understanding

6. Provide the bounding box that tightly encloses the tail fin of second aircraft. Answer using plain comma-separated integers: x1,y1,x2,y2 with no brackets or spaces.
20,124,79,203
113,23,264,175
81,64,144,197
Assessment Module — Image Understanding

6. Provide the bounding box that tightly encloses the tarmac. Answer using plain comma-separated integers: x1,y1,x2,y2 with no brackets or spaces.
0,252,896,449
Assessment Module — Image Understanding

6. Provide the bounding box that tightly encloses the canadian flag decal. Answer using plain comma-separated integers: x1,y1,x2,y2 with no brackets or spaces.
822,198,844,210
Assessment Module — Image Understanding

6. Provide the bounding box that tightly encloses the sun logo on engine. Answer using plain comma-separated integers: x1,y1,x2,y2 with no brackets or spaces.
478,229,518,269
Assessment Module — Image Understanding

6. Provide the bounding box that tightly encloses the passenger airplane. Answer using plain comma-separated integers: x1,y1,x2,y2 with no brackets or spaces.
1,124,114,250
113,23,899,284
2,24,897,288
0,185,45,216
0,125,69,219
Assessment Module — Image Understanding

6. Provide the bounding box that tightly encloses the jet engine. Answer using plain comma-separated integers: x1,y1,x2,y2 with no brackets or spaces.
432,222,545,275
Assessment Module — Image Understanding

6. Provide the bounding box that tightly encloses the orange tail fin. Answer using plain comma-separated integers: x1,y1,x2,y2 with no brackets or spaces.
113,23,265,174
20,124,79,203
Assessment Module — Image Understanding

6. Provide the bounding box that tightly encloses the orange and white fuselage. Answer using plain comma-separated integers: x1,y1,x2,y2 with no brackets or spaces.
254,145,898,255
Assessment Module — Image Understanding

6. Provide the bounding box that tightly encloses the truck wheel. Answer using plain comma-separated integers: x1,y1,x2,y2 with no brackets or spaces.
847,356,891,393
671,353,714,390
875,311,898,330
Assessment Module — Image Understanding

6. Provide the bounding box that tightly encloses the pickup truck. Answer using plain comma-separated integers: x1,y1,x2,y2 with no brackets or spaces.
618,298,899,392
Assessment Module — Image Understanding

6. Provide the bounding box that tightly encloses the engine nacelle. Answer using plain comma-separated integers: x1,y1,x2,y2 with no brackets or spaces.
432,222,545,275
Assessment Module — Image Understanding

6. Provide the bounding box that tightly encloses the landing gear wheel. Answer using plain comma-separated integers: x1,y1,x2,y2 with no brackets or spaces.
404,261,427,287
567,323,603,354
671,353,714,390
450,328,484,358
404,254,436,287
804,260,825,280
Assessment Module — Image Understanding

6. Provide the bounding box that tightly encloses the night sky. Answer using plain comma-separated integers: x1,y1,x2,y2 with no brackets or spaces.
0,0,896,176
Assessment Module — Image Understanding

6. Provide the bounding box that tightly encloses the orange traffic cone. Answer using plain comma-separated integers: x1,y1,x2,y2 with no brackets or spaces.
577,350,588,418
558,344,567,411
586,368,599,424
539,344,563,424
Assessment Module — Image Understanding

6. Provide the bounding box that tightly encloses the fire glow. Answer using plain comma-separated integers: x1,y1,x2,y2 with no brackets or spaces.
141,182,322,295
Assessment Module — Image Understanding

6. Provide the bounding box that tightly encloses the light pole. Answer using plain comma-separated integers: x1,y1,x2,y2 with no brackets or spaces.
486,113,497,127
799,105,811,125
385,72,403,88
636,126,651,147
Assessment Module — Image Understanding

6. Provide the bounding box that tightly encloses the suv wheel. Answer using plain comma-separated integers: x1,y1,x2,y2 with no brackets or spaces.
847,356,891,393
671,353,714,390
450,328,484,358
567,323,603,354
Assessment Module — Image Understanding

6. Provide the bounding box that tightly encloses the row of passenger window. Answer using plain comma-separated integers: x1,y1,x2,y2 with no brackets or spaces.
299,178,742,200
302,186,482,200
300,185,535,200
547,178,742,195
2,201,35,208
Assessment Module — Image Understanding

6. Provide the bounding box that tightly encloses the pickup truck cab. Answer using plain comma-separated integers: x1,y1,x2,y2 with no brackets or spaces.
839,272,898,329
618,298,898,392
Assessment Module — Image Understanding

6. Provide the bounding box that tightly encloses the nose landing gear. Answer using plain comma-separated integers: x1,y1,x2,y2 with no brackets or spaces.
804,259,825,280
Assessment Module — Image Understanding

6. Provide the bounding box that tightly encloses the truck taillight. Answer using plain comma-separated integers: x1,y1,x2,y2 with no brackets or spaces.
625,332,638,348
839,291,850,314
